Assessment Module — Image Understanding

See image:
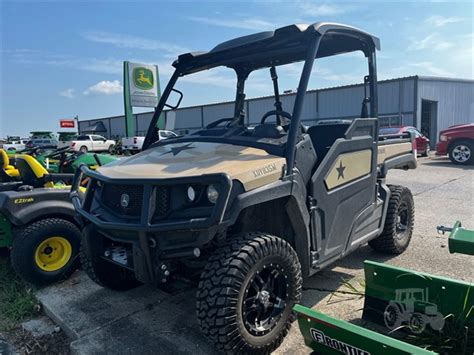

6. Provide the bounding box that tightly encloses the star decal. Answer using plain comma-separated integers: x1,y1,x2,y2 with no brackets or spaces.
160,143,194,156
336,160,346,180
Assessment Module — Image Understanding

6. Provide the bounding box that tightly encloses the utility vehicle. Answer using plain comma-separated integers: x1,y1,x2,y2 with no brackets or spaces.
72,22,417,353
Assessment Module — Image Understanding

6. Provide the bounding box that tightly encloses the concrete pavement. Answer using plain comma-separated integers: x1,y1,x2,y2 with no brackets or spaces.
34,156,474,354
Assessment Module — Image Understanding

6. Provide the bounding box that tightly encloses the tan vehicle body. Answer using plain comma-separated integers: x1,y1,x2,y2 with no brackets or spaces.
99,141,286,191
98,140,413,192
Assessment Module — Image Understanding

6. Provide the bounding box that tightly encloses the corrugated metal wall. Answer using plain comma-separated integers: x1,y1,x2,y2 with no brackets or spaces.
78,76,472,142
417,78,474,138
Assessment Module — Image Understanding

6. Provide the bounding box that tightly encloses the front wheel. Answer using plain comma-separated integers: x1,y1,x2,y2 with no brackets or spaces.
449,140,473,165
421,143,430,157
196,233,302,354
10,218,81,286
369,185,414,254
108,144,114,153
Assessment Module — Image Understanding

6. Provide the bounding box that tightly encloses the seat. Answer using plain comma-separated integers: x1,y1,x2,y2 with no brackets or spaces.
15,155,73,188
0,149,20,178
252,124,285,139
306,122,351,162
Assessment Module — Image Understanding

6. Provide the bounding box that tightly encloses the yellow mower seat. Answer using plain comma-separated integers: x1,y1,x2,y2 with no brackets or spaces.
15,155,73,188
0,149,20,178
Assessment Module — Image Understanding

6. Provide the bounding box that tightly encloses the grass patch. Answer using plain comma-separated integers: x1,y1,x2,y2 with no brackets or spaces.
0,250,39,331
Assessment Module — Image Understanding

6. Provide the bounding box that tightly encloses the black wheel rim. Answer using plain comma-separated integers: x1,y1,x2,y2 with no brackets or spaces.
396,202,409,237
242,263,288,336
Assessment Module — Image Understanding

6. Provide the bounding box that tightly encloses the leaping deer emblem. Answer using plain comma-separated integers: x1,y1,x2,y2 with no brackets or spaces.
137,69,153,86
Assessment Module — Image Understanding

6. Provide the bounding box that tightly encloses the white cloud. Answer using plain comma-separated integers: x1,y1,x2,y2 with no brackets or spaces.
297,2,347,16
408,33,454,51
185,16,275,31
83,80,123,96
425,15,463,27
81,31,189,56
59,88,75,98
410,62,454,77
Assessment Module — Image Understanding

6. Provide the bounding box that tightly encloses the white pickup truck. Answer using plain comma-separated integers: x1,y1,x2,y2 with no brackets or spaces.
70,134,116,153
3,139,28,152
121,130,178,153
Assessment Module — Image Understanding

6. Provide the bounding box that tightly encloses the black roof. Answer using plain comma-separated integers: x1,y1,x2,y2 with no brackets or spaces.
82,121,107,133
174,22,380,74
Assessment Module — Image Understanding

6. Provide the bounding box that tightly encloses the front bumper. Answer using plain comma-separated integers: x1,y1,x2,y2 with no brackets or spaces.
71,165,233,233
436,141,448,156
71,165,233,283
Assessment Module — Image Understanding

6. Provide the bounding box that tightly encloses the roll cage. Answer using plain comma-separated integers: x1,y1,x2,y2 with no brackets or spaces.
143,22,380,174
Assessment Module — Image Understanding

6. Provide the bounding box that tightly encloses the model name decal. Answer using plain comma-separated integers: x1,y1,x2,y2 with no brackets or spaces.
310,328,370,355
252,163,277,178
14,198,34,204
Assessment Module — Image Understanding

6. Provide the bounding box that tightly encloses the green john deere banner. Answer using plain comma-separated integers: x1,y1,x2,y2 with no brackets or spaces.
123,61,163,137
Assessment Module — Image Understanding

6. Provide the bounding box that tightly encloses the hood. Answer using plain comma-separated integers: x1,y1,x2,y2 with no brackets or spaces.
97,141,285,191
440,123,474,134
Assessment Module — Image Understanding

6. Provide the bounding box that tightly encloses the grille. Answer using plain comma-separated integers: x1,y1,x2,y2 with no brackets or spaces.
101,184,144,217
153,187,170,220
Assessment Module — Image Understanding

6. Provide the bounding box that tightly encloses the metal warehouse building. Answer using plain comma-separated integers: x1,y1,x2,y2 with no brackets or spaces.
78,75,474,145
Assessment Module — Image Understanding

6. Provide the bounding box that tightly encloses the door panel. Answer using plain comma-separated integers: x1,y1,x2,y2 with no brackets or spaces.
310,120,378,264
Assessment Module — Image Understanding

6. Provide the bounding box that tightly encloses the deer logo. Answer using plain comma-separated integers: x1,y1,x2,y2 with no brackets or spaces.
133,67,154,90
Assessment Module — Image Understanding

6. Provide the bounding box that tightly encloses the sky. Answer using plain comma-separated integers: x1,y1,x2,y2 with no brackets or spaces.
1,0,472,137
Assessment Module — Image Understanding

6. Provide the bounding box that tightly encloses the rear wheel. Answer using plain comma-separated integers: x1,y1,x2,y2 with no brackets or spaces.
196,232,302,354
81,224,141,291
11,218,81,286
80,145,88,153
449,140,473,165
369,185,414,254
108,144,114,153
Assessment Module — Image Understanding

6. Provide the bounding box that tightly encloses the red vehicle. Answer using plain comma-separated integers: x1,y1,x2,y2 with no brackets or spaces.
436,123,474,165
380,126,430,156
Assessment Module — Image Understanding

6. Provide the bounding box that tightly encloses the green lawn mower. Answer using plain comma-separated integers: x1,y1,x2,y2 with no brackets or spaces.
0,151,116,286
294,221,473,354
13,146,117,174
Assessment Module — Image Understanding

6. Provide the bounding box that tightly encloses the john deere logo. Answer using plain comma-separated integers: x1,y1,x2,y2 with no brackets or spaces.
120,193,130,208
133,67,154,90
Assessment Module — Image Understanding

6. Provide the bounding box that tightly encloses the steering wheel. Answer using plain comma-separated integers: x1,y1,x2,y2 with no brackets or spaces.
260,110,292,126
206,117,235,129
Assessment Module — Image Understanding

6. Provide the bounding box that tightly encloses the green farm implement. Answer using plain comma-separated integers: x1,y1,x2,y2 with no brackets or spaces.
295,221,474,354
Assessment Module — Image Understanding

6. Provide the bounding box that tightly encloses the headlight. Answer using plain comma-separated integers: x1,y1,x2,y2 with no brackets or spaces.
206,185,219,204
186,186,196,202
440,135,447,142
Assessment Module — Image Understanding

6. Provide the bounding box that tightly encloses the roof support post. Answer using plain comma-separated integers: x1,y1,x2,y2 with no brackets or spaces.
368,50,378,118
143,69,180,150
286,34,321,175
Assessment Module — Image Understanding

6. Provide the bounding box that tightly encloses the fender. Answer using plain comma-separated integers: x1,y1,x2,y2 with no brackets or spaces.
223,173,313,276
0,188,77,226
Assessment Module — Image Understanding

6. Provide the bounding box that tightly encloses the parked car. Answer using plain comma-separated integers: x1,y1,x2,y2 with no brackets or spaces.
70,135,115,153
436,123,474,165
3,139,29,152
25,138,58,149
121,130,178,153
380,126,430,156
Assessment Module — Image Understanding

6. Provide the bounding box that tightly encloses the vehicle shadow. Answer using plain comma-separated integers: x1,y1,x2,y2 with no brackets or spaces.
301,245,395,310
423,159,474,171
